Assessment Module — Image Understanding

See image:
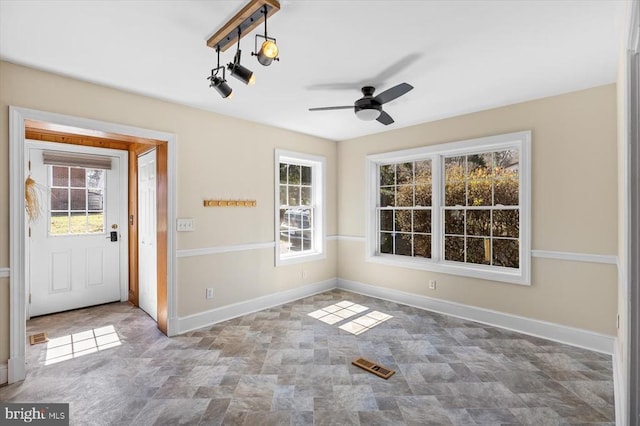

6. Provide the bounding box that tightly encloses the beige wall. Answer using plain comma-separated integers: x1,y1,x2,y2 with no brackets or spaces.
0,61,338,365
337,84,618,335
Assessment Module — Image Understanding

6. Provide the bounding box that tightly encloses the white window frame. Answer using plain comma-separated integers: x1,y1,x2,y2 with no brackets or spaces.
275,149,326,266
365,131,531,285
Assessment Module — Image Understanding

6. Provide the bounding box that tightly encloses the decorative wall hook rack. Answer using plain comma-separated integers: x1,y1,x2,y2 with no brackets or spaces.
204,199,257,207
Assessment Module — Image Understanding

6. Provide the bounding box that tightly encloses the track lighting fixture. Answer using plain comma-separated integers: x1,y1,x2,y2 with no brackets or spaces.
228,28,255,85
207,47,233,99
252,5,279,66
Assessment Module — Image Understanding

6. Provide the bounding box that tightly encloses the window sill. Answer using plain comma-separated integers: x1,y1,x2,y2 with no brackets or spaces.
366,254,530,286
277,251,326,266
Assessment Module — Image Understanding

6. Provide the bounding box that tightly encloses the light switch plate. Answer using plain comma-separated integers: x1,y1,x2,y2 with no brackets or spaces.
176,218,195,232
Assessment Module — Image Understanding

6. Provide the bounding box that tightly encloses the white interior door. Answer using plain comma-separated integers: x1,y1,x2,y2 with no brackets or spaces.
29,146,123,317
138,149,157,321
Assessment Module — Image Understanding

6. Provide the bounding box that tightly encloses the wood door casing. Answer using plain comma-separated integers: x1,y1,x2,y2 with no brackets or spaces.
25,122,169,335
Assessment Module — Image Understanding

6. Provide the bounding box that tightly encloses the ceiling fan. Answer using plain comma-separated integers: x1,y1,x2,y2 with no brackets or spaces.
309,83,414,125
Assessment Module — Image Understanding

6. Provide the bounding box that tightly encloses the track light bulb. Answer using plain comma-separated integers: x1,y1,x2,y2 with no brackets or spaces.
257,40,279,66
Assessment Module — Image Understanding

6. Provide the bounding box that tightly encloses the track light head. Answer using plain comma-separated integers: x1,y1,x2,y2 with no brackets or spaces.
228,62,255,85
210,75,233,99
255,38,279,66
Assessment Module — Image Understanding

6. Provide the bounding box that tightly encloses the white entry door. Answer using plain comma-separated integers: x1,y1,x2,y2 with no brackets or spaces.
29,146,124,317
138,149,157,321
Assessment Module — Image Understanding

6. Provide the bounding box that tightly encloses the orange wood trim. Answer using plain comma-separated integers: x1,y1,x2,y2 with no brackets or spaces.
25,129,131,151
156,143,169,335
128,145,139,306
206,0,280,52
26,119,163,145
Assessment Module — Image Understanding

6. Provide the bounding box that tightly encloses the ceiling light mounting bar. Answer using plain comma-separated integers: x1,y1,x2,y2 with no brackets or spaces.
207,0,280,52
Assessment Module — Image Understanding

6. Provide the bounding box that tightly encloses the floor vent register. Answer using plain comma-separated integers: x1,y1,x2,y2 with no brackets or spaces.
29,332,48,345
352,357,395,379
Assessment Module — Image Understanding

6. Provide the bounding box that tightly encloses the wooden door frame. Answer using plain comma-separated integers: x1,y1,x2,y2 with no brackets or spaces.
8,106,177,384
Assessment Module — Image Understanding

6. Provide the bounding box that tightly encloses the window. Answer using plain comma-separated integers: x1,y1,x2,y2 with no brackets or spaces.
49,166,106,235
366,131,530,285
275,150,325,264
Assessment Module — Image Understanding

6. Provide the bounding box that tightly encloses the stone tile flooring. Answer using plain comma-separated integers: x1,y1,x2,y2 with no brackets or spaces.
0,289,615,425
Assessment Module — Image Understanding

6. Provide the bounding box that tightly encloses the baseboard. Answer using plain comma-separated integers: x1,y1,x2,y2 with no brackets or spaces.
176,278,337,334
337,278,615,355
0,363,7,385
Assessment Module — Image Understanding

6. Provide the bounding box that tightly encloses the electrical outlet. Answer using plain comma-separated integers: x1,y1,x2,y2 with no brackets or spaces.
617,314,620,329
206,288,214,299
302,270,307,279
429,280,437,290
177,218,195,232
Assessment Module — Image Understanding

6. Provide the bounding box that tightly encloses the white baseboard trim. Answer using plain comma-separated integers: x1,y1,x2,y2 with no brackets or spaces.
176,242,275,258
7,356,25,384
176,278,337,334
337,278,615,354
0,362,7,385
0,267,9,278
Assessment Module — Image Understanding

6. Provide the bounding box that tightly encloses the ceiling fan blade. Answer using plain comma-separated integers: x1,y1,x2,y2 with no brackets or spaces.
377,111,394,125
308,106,353,111
374,83,414,105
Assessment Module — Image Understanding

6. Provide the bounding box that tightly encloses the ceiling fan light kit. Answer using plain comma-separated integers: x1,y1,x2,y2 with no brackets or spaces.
206,0,280,98
310,83,414,125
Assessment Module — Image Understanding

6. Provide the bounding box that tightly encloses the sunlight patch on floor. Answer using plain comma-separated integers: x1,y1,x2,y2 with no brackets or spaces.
339,311,394,335
44,325,121,365
307,300,369,325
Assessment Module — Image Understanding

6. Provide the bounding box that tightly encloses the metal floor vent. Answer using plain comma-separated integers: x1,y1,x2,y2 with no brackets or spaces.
352,357,395,379
29,332,48,345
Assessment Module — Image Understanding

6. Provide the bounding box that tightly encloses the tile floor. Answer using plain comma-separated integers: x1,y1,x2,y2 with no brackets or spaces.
0,289,615,425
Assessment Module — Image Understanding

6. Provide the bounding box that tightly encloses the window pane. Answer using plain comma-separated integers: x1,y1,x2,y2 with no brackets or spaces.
69,213,87,234
380,210,393,232
301,209,311,230
289,236,303,252
52,166,68,187
493,238,519,268
380,164,395,186
70,188,86,211
301,187,311,205
413,210,431,233
288,186,300,206
444,209,464,235
303,231,312,250
70,168,85,187
87,212,104,233
467,179,491,206
88,189,103,211
280,186,287,206
396,162,412,185
380,187,395,207
87,169,104,188
288,164,300,184
380,233,393,254
414,234,431,258
495,149,519,171
467,153,492,176
445,236,465,262
445,180,465,206
396,185,414,207
467,210,490,236
280,164,288,184
50,212,69,235
494,176,519,205
301,166,312,185
414,160,431,184
395,234,412,256
445,156,465,181
415,183,431,207
395,210,412,233
467,237,491,265
493,209,519,238
51,188,69,210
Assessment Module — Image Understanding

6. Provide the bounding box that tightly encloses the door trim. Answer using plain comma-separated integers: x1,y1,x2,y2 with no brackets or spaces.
9,106,178,384
24,140,130,318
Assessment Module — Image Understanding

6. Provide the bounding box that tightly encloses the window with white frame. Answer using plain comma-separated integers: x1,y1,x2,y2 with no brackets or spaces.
275,150,325,264
366,131,530,285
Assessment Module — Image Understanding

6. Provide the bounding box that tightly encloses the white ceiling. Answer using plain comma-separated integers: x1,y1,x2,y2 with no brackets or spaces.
0,0,629,141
